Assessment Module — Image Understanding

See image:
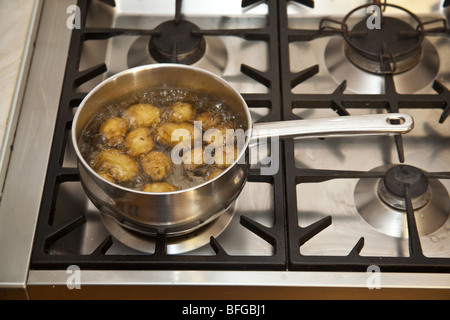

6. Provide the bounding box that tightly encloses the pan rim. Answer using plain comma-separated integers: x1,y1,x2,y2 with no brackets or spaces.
72,63,253,195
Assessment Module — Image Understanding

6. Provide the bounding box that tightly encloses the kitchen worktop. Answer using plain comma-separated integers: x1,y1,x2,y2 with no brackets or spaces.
0,0,39,190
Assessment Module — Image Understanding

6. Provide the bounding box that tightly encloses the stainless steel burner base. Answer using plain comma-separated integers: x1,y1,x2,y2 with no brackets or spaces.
101,202,236,254
324,37,439,94
354,164,450,238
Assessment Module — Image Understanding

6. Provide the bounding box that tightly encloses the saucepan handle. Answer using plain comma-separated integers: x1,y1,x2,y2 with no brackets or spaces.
250,113,414,143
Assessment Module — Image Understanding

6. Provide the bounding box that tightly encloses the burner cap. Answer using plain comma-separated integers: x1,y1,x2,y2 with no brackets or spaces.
149,20,206,65
383,165,429,198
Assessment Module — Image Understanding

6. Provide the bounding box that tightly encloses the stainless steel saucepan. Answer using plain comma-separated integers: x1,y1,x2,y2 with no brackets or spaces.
72,64,414,236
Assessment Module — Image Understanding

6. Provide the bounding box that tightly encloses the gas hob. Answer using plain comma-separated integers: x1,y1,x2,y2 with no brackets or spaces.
1,0,449,299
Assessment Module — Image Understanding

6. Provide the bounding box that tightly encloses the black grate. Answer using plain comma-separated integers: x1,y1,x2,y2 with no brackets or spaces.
278,0,450,272
31,0,289,271
284,139,450,272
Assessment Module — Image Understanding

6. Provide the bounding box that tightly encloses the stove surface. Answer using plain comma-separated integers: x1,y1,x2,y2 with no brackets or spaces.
1,0,449,299
28,0,450,273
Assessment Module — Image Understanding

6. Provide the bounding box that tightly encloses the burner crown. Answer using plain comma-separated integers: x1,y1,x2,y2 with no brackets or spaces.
149,20,206,64
383,165,429,198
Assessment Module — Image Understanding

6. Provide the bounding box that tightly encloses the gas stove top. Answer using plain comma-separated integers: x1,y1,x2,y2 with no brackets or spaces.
280,0,450,271
1,0,449,299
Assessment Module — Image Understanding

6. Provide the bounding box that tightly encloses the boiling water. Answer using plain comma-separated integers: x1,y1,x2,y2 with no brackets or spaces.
79,88,244,191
